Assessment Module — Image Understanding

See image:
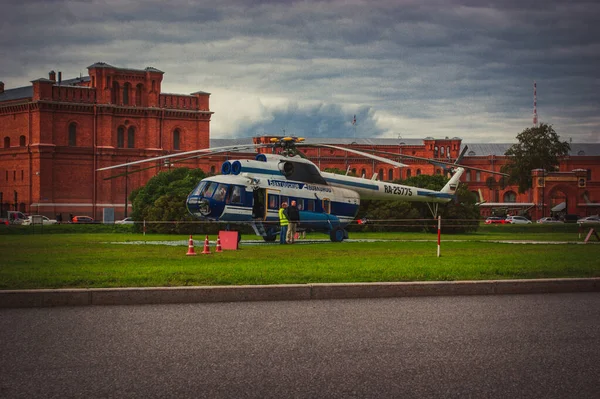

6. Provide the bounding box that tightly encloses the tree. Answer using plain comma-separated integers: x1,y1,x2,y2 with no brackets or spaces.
502,123,570,193
129,167,207,233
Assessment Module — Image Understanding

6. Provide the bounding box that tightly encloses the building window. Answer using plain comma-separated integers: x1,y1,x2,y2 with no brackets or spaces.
588,169,592,181
388,169,394,181
435,169,441,175
19,135,26,146
106,76,111,89
361,169,366,178
476,171,481,182
503,191,517,203
465,171,471,182
21,170,24,181
123,83,131,105
416,169,421,176
68,123,77,146
127,126,135,148
406,169,412,178
3,137,9,148
378,169,384,181
117,126,125,148
112,81,120,104
136,84,143,106
173,129,180,150
210,165,216,174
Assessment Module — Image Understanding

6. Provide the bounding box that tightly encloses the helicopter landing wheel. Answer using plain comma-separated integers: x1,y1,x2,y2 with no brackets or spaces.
329,227,345,242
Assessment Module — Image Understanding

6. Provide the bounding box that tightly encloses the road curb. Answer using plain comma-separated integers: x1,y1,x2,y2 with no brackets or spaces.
1,278,599,308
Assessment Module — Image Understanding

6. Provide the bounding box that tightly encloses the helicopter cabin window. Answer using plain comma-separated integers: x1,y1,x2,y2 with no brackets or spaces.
322,198,331,214
306,199,315,212
268,194,279,210
213,184,228,202
229,185,243,204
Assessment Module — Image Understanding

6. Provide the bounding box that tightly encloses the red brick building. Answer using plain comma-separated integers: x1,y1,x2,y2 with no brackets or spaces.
0,62,212,220
1,63,599,221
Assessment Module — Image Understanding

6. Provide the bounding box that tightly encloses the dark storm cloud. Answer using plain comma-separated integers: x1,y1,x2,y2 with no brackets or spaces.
1,0,599,142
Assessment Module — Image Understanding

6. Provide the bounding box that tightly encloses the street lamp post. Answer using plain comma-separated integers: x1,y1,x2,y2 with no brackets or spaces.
124,159,129,219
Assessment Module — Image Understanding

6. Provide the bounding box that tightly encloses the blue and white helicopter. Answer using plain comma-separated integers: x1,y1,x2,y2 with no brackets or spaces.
98,137,487,242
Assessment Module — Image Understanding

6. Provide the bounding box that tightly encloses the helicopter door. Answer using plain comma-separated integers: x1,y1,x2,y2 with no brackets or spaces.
252,188,266,219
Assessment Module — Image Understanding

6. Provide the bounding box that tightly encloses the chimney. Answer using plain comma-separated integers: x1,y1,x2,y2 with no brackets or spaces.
49,70,56,81
0,81,4,94
58,71,62,85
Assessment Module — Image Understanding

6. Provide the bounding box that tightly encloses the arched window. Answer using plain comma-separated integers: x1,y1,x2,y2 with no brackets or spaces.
406,169,412,178
351,168,356,175
466,171,471,182
123,83,131,105
173,129,180,150
210,165,216,174
127,126,135,148
361,168,366,178
117,126,125,148
135,84,143,106
440,146,445,156
447,146,451,157
476,171,481,182
435,169,441,175
378,169,384,181
112,81,120,104
388,169,394,181
3,137,9,148
503,191,517,203
19,135,26,147
68,123,77,146
434,146,439,157
416,169,421,176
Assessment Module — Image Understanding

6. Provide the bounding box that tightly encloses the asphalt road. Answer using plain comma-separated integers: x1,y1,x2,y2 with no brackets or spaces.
1,293,599,398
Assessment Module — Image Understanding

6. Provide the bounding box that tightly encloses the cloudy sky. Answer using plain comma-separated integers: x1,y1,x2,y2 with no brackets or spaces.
2,0,599,143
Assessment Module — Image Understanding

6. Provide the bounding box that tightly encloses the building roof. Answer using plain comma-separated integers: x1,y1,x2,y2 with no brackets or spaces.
210,137,600,157
87,62,164,74
0,85,32,102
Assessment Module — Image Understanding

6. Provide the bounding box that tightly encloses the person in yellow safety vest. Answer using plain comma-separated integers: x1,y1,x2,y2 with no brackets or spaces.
278,202,289,244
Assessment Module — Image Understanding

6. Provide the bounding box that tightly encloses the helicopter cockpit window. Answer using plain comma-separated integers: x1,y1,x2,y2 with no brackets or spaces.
202,182,218,198
228,185,243,204
191,182,207,197
213,184,229,202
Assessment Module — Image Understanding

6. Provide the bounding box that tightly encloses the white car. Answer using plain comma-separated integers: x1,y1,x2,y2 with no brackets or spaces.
21,215,57,225
577,215,600,224
505,216,532,224
115,217,135,224
536,217,563,224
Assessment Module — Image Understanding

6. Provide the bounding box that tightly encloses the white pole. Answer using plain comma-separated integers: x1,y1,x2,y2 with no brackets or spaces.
437,216,441,257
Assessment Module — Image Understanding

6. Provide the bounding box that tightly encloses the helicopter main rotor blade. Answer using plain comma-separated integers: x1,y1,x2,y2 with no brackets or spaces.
96,143,266,172
357,147,509,177
300,144,409,168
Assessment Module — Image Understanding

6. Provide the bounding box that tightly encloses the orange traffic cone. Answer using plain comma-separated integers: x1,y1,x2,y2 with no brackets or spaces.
215,236,223,252
202,235,211,254
186,235,197,256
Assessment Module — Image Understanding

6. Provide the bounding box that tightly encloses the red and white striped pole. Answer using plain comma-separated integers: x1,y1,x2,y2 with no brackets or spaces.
437,216,441,257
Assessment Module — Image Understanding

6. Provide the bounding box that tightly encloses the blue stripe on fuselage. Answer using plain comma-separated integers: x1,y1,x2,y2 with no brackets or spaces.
416,190,454,199
324,177,379,190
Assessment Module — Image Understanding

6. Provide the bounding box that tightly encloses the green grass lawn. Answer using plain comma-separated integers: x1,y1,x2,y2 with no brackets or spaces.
1,226,598,290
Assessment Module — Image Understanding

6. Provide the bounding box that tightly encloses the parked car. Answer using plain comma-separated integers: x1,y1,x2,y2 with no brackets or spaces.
71,216,94,223
505,216,532,224
577,215,600,224
21,215,57,225
485,217,506,224
536,217,563,224
115,217,134,224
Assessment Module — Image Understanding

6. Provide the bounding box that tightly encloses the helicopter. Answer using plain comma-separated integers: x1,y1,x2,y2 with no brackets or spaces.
97,136,501,242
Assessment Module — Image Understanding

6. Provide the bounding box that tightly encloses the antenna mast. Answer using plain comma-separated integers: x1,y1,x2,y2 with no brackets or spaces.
533,81,538,127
